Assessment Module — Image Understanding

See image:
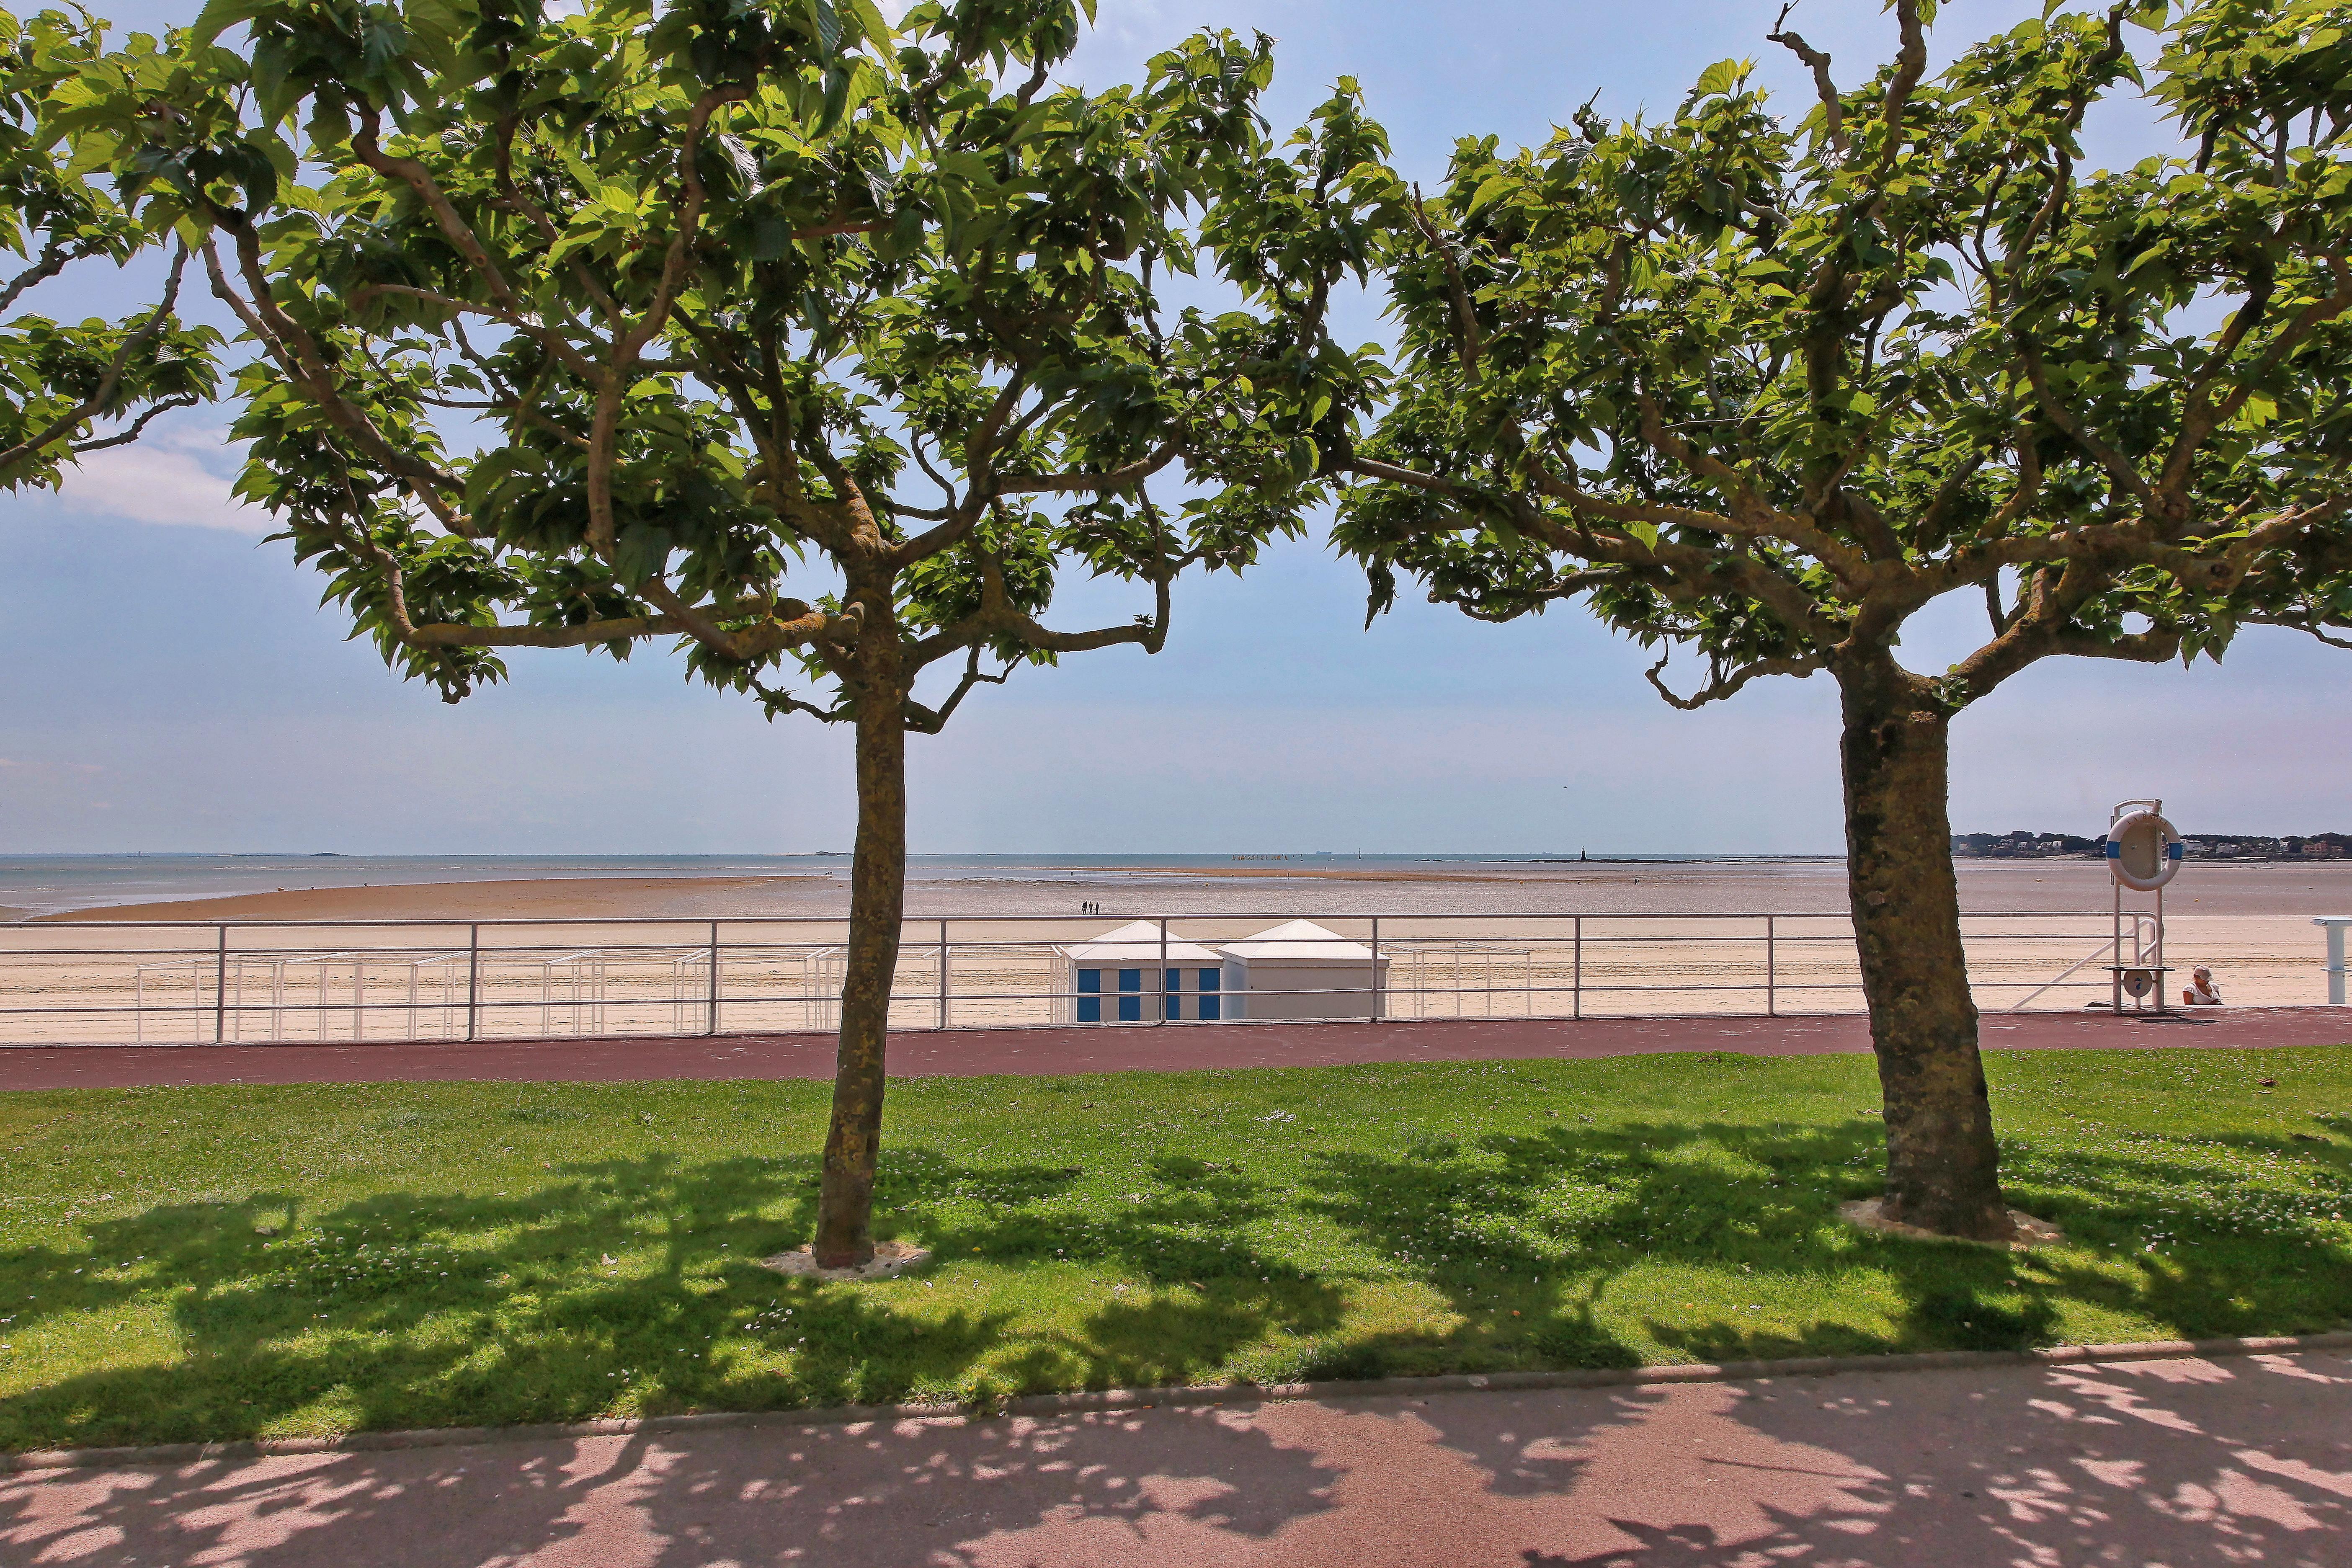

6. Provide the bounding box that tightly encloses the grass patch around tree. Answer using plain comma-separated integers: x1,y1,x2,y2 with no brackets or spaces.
2,1045,2348,1452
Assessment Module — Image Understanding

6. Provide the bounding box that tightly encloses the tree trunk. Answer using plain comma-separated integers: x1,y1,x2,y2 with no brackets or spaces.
811,616,908,1269
1838,658,2013,1241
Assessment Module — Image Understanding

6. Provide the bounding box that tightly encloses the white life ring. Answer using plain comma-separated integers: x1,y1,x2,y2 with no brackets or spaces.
2107,808,2183,891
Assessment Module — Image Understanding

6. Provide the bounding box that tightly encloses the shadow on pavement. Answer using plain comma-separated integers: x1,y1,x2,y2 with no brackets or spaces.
6,1353,2347,1567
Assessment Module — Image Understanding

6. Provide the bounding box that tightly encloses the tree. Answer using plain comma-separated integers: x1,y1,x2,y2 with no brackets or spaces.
72,0,1310,1266
0,5,218,491
1261,0,2352,1238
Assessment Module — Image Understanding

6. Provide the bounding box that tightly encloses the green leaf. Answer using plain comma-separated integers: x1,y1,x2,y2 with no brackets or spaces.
805,0,842,57
1467,172,1514,213
189,0,272,49
1692,58,1749,98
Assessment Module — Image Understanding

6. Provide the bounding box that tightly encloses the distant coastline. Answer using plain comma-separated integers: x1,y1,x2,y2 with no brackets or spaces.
1954,829,2349,862
1,850,1853,921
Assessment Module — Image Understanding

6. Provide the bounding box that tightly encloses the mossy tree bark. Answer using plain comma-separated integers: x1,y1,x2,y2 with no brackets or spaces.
1838,655,2012,1242
812,587,909,1269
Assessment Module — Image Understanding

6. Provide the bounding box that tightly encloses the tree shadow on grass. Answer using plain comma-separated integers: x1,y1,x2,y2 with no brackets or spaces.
1290,1114,2352,1382
0,1139,1358,1453
892,1149,1351,1394
2,1142,1375,1568
0,1148,1035,1452
5,1109,2347,1457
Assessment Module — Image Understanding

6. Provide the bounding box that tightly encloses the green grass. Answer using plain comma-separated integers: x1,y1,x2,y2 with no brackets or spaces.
3,1046,2349,1453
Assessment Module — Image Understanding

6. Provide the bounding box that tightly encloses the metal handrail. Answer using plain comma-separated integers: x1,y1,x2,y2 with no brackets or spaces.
0,906,2158,1046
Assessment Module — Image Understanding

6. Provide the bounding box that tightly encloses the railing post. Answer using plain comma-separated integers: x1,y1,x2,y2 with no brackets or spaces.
1572,915,1583,1020
1158,917,1170,1025
213,924,228,1044
707,920,721,1035
938,918,949,1030
1766,915,1776,1017
2318,918,2350,1006
1369,917,1380,1023
465,923,481,1041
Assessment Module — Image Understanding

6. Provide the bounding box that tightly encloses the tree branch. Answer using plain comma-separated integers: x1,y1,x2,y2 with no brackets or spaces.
1645,650,1823,709
902,646,1014,733
1875,0,1928,177
1410,184,1483,380
69,394,199,454
0,233,78,315
1768,8,1849,158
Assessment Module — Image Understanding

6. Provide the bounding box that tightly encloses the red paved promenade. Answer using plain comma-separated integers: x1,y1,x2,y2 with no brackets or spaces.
8,1349,2349,1566
1,1006,2342,1091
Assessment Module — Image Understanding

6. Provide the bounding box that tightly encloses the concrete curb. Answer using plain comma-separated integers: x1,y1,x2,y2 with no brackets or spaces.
10,1329,2350,1475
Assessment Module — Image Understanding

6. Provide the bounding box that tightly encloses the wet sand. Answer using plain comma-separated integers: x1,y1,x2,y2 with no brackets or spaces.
40,858,2352,922
40,875,830,925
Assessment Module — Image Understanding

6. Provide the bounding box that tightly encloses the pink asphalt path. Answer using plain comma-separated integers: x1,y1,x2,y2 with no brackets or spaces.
9,1350,2350,1566
1,1006,2345,1091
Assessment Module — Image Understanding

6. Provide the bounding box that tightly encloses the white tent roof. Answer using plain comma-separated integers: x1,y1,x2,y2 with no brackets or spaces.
1220,918,1379,961
1064,920,1223,964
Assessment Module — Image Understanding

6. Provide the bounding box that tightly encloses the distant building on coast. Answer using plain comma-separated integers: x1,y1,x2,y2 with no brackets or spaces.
1951,831,2101,859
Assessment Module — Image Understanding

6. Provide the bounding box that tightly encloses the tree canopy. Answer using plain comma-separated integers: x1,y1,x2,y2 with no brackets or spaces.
61,0,1315,712
1332,0,2352,696
0,5,218,491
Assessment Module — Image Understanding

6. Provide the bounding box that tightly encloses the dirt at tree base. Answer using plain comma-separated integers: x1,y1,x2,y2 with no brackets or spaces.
757,1240,932,1282
1838,1197,2066,1250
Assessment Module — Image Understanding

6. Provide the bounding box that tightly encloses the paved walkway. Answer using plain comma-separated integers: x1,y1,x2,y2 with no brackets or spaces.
1,1006,2344,1091
8,1350,2349,1566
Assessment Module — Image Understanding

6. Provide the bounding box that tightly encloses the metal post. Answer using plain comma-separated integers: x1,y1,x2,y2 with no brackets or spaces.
1572,915,1583,1020
465,923,481,1041
2111,879,2124,1013
1158,917,1170,1025
938,918,949,1030
213,924,228,1044
1765,915,1776,1017
2318,918,2350,1006
1369,917,1380,1023
707,920,721,1035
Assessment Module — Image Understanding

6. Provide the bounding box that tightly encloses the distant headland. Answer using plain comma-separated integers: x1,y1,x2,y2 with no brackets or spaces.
1954,830,2350,861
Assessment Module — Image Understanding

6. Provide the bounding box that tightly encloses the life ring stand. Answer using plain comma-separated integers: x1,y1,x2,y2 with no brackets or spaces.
2107,805,2183,893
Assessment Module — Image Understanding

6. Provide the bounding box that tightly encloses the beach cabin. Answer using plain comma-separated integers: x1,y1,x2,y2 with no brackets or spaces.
1056,921,1227,1024
1219,919,1390,1021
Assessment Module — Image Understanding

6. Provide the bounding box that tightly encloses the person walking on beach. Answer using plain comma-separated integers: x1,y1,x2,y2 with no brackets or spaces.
2182,966,2222,1006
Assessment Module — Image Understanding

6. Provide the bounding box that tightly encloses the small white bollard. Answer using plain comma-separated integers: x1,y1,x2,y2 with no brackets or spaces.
2317,918,2352,1006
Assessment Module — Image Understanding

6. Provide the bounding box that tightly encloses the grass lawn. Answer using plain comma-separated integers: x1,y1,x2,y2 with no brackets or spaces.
2,1045,2349,1453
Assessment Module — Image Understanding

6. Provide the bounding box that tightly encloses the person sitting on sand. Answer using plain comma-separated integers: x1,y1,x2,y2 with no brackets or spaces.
2182,966,2222,1006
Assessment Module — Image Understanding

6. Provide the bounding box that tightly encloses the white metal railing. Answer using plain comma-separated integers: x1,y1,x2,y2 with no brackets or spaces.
0,908,2262,1047
2008,913,2159,1011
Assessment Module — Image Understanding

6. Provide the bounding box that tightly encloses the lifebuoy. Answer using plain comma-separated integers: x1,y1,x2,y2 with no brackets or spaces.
2106,808,2183,891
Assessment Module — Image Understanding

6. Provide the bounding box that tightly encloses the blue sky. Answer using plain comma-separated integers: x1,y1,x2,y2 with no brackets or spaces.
3,1,2347,855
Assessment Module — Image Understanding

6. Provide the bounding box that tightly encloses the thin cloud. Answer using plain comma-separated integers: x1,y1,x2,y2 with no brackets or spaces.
48,423,268,535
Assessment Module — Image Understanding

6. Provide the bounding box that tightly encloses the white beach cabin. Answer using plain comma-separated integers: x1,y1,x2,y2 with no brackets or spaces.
1056,921,1228,1024
1219,919,1390,1021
